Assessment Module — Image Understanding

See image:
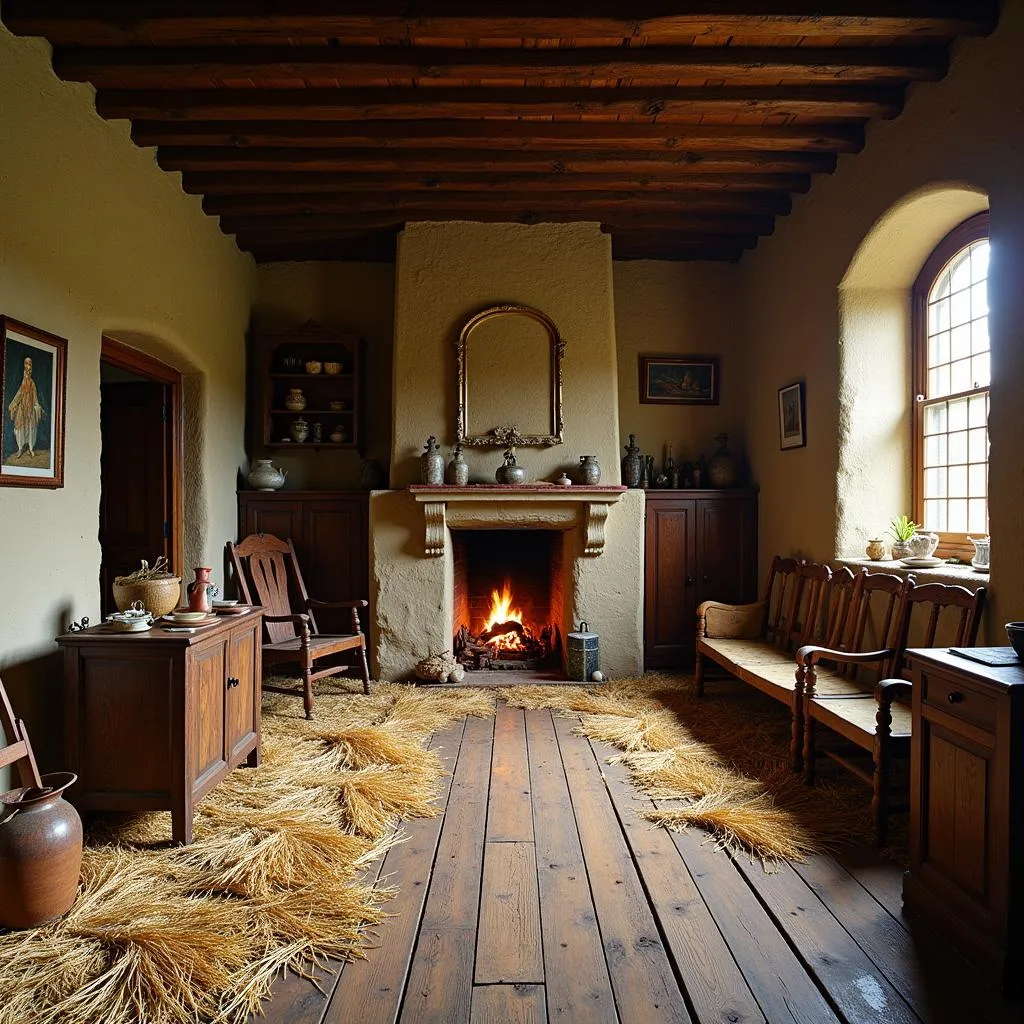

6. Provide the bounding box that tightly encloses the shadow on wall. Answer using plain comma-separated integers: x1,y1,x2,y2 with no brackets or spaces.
0,650,66,781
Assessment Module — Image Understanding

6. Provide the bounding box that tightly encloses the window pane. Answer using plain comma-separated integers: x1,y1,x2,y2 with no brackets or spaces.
924,403,947,435
971,243,989,283
950,358,971,393
948,397,968,431
924,467,946,498
950,324,971,361
971,281,988,319
969,427,988,462
936,364,950,397
951,289,971,327
925,500,946,532
949,430,968,464
969,463,987,497
950,252,972,293
968,499,988,534
971,316,989,354
929,299,950,335
931,269,951,301
948,499,968,532
948,465,967,498
971,352,990,388
924,434,944,467
969,393,988,427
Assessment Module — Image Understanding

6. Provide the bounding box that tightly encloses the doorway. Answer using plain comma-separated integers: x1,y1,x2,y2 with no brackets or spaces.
99,338,183,615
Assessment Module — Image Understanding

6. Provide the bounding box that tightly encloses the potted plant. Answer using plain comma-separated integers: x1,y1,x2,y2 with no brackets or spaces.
888,514,919,560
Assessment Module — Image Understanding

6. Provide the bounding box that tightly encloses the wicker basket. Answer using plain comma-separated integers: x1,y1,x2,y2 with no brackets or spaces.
112,576,182,618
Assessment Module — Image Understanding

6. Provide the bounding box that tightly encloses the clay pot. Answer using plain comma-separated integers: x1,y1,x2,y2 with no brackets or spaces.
0,772,82,929
247,458,287,491
865,538,888,561
446,443,469,486
284,388,306,412
577,455,602,485
420,436,445,485
707,433,739,488
187,566,214,613
113,575,181,618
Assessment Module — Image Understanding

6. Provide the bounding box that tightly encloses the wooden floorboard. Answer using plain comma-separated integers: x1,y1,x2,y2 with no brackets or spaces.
262,698,1024,1024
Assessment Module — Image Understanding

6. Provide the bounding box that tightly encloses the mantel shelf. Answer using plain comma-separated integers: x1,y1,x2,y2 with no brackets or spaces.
407,485,626,556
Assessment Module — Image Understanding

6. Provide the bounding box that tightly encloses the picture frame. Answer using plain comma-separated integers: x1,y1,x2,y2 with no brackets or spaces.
638,354,719,405
1,316,68,488
778,381,806,450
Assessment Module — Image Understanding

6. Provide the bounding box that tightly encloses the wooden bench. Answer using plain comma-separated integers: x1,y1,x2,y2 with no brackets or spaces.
798,578,986,844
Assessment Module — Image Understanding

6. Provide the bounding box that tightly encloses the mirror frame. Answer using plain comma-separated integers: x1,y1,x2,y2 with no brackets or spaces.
456,304,565,447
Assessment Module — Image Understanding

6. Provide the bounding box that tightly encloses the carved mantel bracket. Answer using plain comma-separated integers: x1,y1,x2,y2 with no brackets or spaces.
409,485,626,557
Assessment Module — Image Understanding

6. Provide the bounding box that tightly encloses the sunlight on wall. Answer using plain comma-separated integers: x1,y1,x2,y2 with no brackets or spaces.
836,185,988,558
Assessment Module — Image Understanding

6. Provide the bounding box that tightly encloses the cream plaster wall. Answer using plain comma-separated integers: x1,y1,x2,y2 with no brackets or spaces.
613,261,745,479
0,21,254,770
391,222,620,486
739,0,1024,637
251,262,396,489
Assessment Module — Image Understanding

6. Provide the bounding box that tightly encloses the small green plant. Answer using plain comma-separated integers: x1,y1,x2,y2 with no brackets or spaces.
888,515,920,542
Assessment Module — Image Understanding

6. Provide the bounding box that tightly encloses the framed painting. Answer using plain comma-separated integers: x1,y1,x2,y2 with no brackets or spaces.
778,381,806,450
639,354,719,405
1,317,67,488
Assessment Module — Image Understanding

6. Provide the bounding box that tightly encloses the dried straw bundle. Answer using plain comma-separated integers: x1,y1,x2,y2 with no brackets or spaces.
0,675,492,1024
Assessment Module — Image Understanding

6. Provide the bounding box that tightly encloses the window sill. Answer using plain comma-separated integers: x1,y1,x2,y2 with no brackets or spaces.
835,558,988,591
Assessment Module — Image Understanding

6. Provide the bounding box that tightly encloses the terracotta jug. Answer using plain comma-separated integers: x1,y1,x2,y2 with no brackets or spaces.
0,772,83,929
186,566,214,613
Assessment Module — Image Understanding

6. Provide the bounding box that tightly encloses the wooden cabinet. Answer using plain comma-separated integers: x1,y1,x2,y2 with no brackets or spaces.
644,490,757,668
57,610,263,845
237,490,369,634
249,320,363,453
904,648,1024,993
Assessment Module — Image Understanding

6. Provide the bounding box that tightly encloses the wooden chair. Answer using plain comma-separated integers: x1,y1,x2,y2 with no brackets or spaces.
799,578,986,844
0,677,43,793
227,533,371,719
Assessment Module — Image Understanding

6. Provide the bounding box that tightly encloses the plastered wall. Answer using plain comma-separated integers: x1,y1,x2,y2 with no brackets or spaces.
0,22,255,771
613,261,745,482
740,0,1024,638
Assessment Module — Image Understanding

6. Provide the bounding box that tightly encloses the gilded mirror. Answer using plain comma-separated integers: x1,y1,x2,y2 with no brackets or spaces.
456,304,565,447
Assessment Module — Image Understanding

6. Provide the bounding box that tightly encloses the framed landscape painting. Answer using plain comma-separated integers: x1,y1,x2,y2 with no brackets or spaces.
0,317,67,488
639,354,719,405
778,381,806,450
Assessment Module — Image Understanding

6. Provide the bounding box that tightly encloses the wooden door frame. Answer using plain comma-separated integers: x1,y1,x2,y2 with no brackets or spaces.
100,337,184,582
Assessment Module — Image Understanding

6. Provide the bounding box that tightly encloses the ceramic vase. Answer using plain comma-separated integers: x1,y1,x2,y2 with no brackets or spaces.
496,451,526,485
0,772,83,930
707,433,739,488
891,539,913,560
247,459,287,491
290,417,309,443
284,388,306,412
329,426,346,444
621,434,643,488
446,443,469,486
187,566,214,613
420,436,445,485
865,538,888,561
577,455,601,485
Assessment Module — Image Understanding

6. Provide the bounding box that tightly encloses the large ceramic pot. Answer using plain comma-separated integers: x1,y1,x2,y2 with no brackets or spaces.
113,575,181,618
0,772,83,930
577,455,602,485
247,458,287,491
495,451,526,485
707,433,739,488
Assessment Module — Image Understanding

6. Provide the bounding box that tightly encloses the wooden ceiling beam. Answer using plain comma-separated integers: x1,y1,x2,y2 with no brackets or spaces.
162,148,837,175
95,85,904,121
4,3,998,47
54,44,948,88
132,119,864,153
204,188,791,217
182,171,810,199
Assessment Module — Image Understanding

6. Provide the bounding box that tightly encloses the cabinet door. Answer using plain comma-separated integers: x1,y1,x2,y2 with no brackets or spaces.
225,620,259,764
304,498,369,632
187,641,228,795
644,499,696,667
239,497,304,547
696,497,757,608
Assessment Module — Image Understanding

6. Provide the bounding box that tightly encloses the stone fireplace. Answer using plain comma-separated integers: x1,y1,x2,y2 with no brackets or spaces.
368,221,645,681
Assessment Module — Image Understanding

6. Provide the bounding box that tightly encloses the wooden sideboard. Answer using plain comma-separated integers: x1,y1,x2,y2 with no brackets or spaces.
644,490,758,668
56,610,263,845
904,647,1024,993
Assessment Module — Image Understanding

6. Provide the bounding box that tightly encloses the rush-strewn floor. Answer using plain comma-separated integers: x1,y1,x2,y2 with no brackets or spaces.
254,699,1022,1024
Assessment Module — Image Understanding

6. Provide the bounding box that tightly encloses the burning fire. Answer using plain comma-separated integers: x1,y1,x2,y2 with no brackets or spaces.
482,581,528,651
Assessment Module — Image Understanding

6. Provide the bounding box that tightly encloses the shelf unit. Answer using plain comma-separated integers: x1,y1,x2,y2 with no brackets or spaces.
249,320,363,453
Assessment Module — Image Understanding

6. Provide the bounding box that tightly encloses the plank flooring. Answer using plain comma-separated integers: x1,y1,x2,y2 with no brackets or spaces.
255,699,1024,1024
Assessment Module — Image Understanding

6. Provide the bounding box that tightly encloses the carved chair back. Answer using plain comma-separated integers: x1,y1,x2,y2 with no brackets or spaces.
763,556,801,647
784,561,832,651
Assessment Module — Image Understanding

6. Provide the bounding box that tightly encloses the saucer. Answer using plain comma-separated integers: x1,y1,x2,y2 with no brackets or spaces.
215,604,251,615
161,613,218,626
900,556,944,568
213,599,239,608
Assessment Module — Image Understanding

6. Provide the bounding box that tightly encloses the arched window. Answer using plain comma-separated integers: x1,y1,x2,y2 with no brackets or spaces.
912,212,990,559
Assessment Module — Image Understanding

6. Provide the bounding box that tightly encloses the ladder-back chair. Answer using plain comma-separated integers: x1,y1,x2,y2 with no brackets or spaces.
227,533,371,718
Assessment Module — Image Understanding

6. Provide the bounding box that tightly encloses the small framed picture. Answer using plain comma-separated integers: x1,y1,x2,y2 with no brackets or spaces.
778,381,806,450
1,317,68,488
639,354,719,405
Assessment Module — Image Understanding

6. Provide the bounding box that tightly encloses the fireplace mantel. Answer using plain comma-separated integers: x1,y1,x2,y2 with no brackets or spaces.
408,485,627,557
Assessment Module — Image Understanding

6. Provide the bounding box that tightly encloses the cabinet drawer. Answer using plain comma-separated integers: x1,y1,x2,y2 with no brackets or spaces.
922,671,996,731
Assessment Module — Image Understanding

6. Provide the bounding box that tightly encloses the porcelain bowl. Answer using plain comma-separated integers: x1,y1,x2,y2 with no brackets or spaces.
170,610,208,622
1006,622,1024,659
305,360,322,374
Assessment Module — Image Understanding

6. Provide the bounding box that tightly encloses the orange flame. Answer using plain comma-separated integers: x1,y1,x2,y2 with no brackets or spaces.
483,581,527,651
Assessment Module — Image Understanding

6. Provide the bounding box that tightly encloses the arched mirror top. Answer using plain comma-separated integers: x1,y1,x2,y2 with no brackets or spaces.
456,304,565,447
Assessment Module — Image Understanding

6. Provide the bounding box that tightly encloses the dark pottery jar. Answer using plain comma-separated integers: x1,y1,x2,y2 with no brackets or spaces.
707,433,740,488
420,435,445,486
495,449,526,485
621,434,643,488
446,443,469,486
577,455,601,485
0,772,83,929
